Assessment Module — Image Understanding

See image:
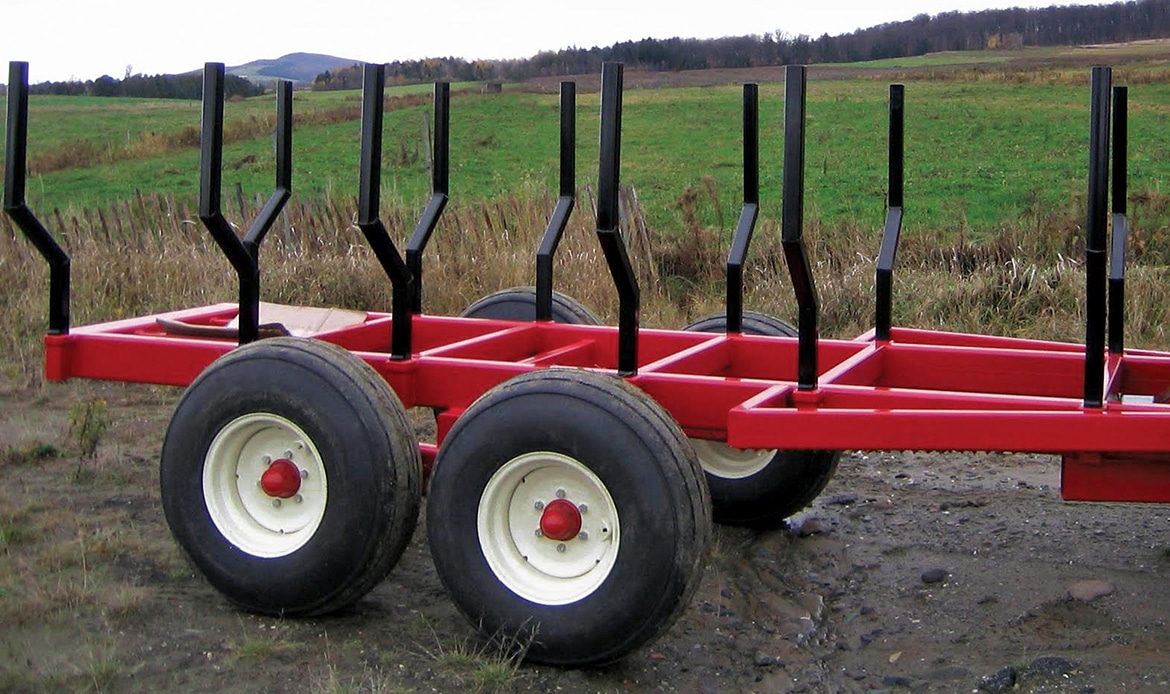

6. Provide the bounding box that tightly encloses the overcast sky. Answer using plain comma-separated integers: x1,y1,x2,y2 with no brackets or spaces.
3,0,1110,83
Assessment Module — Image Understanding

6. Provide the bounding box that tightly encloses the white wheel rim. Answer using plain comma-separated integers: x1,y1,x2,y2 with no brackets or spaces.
477,452,620,606
203,413,327,558
690,438,776,479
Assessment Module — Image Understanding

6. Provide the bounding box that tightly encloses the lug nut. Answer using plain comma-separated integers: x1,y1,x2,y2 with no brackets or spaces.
556,543,566,553
534,501,544,511
555,489,566,499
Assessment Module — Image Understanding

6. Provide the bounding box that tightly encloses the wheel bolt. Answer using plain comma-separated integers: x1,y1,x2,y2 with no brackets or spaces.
555,489,566,499
556,543,566,553
300,469,309,479
534,501,544,511
272,499,282,508
534,529,543,537
284,449,294,459
294,494,303,504
578,531,588,541
578,503,588,514
260,455,272,465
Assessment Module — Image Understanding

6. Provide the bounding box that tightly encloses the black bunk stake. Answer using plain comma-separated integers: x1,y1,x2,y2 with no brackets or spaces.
197,63,293,345
4,61,70,335
356,64,414,360
1109,85,1129,355
875,84,905,342
725,83,760,334
1084,66,1111,408
406,82,451,314
596,62,640,377
536,82,578,321
781,65,819,391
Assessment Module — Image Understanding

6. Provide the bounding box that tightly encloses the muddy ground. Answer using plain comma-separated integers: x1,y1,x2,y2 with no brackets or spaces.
1,376,1168,693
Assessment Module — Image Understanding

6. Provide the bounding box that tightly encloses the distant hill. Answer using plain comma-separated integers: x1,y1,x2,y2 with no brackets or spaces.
227,52,360,86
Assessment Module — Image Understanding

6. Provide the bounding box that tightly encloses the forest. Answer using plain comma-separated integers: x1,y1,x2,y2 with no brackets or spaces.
312,0,1170,88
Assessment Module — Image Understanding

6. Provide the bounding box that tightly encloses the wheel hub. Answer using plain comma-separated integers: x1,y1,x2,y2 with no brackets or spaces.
539,498,582,541
260,458,302,498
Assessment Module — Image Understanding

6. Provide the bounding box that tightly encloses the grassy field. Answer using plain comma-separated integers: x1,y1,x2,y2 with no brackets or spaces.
6,44,1170,371
5,44,1170,242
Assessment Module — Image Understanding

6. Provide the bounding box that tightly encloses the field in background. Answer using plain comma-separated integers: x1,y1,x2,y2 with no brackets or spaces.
5,43,1170,234
5,42,1170,376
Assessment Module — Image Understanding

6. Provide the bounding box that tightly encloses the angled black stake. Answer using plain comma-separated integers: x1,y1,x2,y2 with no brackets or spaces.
406,82,451,314
595,62,640,377
198,63,292,345
1108,85,1128,356
356,63,415,360
1083,66,1111,408
781,65,819,391
536,82,577,321
725,83,760,334
4,61,71,335
875,84,905,342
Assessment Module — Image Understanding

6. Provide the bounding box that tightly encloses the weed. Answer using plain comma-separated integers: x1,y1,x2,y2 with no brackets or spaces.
231,617,300,661
68,397,109,462
0,508,34,550
0,441,60,467
419,617,533,692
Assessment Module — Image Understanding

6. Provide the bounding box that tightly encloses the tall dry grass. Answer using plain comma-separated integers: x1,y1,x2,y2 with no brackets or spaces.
5,184,1170,385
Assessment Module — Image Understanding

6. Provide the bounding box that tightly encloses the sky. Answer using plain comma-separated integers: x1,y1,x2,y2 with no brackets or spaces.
2,0,1112,83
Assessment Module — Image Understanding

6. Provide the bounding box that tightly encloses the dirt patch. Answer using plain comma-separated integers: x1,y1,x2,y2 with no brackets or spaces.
2,377,1169,692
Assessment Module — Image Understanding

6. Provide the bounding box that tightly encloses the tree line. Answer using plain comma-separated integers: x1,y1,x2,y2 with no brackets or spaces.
26,72,264,99
312,0,1170,89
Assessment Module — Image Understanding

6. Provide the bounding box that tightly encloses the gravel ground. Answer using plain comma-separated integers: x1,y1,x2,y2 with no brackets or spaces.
2,378,1169,693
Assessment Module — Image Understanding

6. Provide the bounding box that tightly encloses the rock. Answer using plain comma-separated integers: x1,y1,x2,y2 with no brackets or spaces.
978,666,1017,693
823,492,859,506
1068,579,1114,602
881,674,914,687
798,518,830,536
752,650,782,667
921,568,949,584
921,665,972,682
1025,655,1078,678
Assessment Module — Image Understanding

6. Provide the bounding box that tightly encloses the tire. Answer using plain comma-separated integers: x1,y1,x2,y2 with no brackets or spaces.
426,369,711,666
459,286,602,325
160,337,421,616
683,311,840,528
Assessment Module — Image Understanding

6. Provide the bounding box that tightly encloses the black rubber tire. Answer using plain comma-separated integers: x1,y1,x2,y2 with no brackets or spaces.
427,369,711,666
459,286,602,325
683,311,840,529
160,337,421,616
684,310,799,338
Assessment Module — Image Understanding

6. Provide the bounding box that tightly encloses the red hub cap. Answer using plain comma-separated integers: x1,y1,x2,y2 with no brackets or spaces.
539,498,582,541
260,459,302,499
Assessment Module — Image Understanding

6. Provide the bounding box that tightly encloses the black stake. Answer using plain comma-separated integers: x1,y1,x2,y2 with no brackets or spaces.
4,61,71,335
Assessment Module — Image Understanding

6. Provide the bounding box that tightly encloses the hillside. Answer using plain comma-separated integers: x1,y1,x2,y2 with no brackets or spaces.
227,51,358,86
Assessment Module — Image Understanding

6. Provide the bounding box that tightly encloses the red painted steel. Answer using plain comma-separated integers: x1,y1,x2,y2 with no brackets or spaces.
39,306,1170,504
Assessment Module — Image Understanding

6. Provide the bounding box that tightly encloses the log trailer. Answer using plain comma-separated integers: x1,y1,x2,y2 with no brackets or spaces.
6,60,1168,665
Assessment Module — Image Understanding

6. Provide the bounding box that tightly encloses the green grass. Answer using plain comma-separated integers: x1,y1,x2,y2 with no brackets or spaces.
6,51,1170,243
